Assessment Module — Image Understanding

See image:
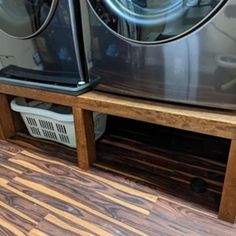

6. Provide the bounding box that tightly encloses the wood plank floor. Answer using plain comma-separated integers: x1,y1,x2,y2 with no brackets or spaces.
0,132,235,235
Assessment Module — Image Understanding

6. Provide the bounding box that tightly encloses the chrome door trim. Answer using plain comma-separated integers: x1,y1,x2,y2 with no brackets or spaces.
68,0,85,82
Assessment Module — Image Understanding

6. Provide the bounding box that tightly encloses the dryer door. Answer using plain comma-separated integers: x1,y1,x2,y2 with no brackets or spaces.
0,0,58,39
87,0,227,44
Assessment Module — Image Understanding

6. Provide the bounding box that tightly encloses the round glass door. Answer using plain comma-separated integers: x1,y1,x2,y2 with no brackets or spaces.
87,0,226,43
0,0,58,39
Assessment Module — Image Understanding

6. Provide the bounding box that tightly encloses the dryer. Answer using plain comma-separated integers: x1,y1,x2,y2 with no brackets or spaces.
81,0,236,110
0,0,96,94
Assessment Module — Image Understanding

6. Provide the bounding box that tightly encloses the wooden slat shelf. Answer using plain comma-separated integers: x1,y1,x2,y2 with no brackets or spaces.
77,91,236,139
0,84,76,106
77,91,236,224
0,84,235,224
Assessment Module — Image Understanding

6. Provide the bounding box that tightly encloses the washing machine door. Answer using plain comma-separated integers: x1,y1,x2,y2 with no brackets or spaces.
87,0,226,43
0,0,58,39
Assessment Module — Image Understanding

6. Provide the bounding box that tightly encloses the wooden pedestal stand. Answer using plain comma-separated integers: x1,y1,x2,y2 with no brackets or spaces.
0,84,235,223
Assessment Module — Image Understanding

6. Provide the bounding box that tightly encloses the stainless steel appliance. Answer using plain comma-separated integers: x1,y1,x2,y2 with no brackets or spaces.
81,0,236,109
0,0,96,94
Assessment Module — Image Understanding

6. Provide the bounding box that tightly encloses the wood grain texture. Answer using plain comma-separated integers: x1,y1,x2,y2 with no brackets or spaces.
0,127,4,141
0,134,234,235
0,187,48,223
11,111,25,133
0,217,25,236
13,153,157,217
0,84,76,106
73,108,96,170
9,134,77,164
76,91,236,223
11,153,155,213
148,198,236,236
10,180,147,236
1,84,236,225
0,205,35,234
44,214,95,236
30,215,92,236
12,176,149,236
0,139,23,155
77,91,236,139
95,140,221,212
7,95,26,133
0,94,15,139
219,139,236,223
1,182,116,236
28,229,49,236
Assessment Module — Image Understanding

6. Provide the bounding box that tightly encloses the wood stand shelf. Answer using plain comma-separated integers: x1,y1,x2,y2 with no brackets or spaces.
77,91,236,224
0,84,236,224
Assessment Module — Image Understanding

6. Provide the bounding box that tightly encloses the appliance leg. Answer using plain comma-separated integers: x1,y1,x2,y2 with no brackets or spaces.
219,139,236,223
0,94,15,139
73,107,96,170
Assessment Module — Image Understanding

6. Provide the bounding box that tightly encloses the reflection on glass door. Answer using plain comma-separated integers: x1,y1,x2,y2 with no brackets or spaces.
0,0,57,38
88,0,225,43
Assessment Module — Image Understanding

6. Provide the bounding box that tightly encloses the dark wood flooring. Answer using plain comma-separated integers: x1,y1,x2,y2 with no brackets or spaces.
0,124,235,235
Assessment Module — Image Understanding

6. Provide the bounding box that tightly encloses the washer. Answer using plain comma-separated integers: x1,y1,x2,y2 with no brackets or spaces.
81,0,236,110
0,0,96,94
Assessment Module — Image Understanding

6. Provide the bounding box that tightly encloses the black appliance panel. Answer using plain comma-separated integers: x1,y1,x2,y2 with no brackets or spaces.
0,0,87,91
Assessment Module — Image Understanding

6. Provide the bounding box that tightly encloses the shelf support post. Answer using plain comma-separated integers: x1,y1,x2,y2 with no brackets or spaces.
73,107,96,170
218,139,236,223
